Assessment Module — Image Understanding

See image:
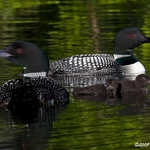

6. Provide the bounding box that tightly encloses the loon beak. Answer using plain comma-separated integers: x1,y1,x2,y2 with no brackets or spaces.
0,50,12,58
143,37,150,43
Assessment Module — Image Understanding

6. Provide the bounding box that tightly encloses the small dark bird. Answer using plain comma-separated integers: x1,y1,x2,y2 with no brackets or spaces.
72,74,150,101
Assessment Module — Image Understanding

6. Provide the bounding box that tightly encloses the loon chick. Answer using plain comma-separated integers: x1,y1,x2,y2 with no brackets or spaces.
0,27,149,77
73,74,150,101
119,74,150,97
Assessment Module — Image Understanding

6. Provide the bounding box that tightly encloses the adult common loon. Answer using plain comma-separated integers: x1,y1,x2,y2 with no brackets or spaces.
50,27,150,76
0,27,149,85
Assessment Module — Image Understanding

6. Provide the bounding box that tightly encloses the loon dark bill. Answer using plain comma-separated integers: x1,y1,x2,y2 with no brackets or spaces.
143,37,150,43
0,50,12,58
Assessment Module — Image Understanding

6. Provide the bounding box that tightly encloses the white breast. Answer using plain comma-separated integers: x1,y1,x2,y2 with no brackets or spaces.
121,61,145,76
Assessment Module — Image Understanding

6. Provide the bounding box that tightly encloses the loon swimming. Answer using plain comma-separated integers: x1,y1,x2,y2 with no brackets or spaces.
73,74,150,101
0,27,149,85
50,27,150,76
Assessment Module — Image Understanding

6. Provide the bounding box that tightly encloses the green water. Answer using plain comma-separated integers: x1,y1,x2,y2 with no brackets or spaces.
0,0,150,150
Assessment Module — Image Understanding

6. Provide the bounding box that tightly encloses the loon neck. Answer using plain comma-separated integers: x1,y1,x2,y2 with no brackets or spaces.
114,47,134,55
114,53,138,66
113,47,139,65
22,67,47,78
22,72,47,78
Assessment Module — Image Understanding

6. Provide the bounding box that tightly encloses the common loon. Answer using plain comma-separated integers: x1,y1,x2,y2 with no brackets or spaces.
49,27,150,76
0,27,149,86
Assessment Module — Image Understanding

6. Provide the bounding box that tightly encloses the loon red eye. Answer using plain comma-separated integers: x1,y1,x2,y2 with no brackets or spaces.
16,48,23,54
127,34,134,39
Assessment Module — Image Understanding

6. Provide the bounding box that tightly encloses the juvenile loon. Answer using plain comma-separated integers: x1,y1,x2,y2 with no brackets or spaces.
0,27,149,85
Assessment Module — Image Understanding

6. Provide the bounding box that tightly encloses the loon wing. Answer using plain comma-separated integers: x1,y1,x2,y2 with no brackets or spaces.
49,54,119,75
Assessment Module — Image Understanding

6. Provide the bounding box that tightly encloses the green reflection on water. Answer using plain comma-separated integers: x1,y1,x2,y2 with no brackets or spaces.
47,97,150,150
0,0,150,150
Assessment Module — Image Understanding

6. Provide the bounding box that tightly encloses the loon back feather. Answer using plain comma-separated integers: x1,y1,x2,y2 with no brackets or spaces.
0,77,69,105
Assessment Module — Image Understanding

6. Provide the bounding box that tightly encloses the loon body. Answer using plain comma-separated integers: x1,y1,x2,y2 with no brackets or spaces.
49,54,118,75
0,77,69,105
49,53,145,77
0,27,149,87
49,27,149,76
0,77,69,111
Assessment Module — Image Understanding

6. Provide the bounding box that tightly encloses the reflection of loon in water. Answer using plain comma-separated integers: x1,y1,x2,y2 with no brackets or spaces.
0,103,66,150
0,27,149,87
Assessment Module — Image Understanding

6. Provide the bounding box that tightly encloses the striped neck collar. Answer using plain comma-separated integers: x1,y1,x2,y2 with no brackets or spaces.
22,72,47,78
114,54,138,66
22,67,47,78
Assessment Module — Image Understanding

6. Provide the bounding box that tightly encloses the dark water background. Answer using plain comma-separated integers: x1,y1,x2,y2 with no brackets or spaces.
1,0,150,150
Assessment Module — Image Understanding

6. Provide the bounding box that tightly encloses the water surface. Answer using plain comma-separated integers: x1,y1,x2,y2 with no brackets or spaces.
0,0,150,150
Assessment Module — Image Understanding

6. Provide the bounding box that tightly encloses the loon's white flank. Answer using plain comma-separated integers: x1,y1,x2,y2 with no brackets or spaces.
121,61,145,75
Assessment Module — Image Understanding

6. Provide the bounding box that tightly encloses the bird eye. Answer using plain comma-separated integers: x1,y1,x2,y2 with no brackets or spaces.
127,34,135,39
16,48,23,54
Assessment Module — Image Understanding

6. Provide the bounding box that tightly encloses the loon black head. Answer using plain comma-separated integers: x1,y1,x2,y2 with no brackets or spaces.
114,27,150,54
0,41,49,74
